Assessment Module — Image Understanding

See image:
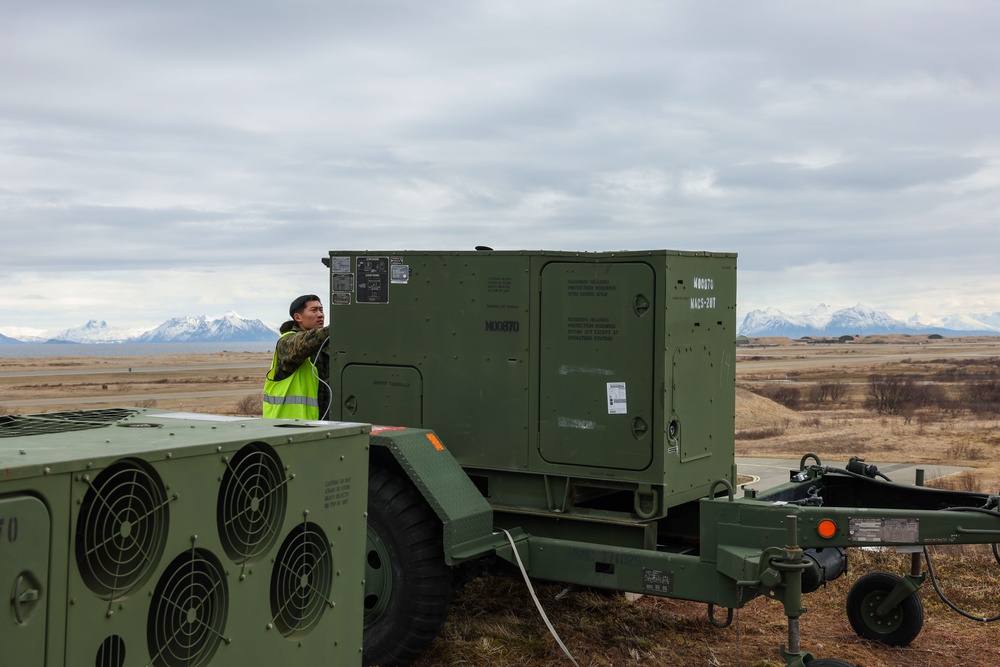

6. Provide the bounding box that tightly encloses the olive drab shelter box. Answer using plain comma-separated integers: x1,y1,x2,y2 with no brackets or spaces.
325,249,737,511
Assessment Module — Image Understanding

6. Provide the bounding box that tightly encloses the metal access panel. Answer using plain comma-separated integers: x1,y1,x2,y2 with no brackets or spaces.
342,364,423,428
0,407,369,667
538,261,655,470
326,249,737,505
0,495,50,666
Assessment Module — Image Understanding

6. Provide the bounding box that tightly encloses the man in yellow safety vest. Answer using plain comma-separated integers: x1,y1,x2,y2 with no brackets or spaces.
263,294,331,419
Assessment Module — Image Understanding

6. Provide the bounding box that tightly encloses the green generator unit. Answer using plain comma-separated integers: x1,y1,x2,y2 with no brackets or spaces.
325,249,736,535
0,408,369,667
323,249,1000,667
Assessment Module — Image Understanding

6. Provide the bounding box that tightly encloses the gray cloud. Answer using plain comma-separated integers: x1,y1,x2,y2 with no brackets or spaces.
2,1,999,330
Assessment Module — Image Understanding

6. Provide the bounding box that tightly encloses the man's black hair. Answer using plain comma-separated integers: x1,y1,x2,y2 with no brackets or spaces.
289,294,321,319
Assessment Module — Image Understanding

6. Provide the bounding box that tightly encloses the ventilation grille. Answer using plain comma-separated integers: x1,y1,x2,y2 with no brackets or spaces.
269,522,334,638
217,442,288,564
0,408,138,438
75,458,169,600
97,635,126,667
147,549,229,667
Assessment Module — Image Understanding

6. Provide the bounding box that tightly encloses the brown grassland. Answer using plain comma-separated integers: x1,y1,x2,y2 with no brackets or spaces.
2,335,1000,666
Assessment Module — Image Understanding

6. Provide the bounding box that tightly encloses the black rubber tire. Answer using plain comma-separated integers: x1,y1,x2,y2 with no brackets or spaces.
846,571,924,647
363,466,452,667
808,659,855,667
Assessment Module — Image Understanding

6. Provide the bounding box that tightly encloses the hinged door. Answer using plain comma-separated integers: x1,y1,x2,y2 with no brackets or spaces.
539,262,655,470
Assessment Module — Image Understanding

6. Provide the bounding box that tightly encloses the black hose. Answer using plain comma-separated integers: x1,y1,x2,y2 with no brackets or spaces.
823,466,894,483
923,546,1000,623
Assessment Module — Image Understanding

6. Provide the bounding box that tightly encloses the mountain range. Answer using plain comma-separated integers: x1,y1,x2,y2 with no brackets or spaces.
0,312,279,344
738,304,1000,338
3,305,1000,344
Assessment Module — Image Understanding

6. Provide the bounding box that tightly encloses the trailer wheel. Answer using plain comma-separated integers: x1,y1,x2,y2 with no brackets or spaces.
846,572,923,646
363,465,452,666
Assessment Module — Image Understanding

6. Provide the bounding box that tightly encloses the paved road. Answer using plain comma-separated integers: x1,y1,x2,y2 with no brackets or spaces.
0,389,260,408
737,457,968,495
0,363,267,379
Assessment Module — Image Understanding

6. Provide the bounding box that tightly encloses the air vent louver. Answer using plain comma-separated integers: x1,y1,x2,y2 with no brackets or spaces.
96,635,126,667
1,408,138,438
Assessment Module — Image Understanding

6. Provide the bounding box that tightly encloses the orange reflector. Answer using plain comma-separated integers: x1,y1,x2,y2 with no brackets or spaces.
426,433,445,451
817,519,838,539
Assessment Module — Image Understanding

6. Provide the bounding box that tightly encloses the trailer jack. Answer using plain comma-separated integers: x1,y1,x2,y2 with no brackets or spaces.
774,514,818,667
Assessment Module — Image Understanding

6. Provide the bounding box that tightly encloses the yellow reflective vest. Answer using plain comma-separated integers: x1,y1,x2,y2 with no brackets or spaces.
262,332,320,420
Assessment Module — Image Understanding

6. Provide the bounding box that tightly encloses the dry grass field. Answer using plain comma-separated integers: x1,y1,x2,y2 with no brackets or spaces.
0,349,272,416
2,335,999,666
735,335,1000,496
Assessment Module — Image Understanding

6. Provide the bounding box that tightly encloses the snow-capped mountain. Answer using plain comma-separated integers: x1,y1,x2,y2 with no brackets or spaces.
0,313,278,344
0,331,22,345
971,312,1000,330
736,306,821,338
134,312,278,343
913,313,999,332
0,326,53,343
824,304,913,334
46,319,152,344
738,304,1000,338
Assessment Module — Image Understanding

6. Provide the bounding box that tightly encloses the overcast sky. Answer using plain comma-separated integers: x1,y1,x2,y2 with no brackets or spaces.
2,0,998,332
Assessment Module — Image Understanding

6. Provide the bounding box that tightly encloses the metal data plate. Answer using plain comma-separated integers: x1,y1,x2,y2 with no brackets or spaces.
848,517,919,543
356,256,390,303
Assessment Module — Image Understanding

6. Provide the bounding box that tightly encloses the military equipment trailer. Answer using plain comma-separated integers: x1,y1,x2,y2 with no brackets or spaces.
323,249,1000,667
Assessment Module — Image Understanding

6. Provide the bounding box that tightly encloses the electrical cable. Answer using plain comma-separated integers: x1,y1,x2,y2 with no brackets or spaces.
822,466,894,484
311,335,332,420
923,545,1000,623
920,505,1000,622
500,529,580,667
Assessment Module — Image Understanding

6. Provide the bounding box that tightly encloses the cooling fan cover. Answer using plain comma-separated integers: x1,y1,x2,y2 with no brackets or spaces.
75,457,169,600
147,548,229,667
269,521,334,639
217,442,288,565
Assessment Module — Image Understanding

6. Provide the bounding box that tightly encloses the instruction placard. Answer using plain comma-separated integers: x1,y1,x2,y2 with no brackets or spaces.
607,382,627,414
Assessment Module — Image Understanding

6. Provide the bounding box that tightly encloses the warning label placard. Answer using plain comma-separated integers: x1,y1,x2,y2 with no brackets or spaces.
607,382,627,414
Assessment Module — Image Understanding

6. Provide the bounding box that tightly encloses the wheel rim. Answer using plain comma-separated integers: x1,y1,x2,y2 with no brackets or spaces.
858,589,904,634
364,524,393,628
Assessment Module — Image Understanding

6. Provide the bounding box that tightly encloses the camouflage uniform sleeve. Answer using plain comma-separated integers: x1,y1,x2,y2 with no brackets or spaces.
272,326,331,381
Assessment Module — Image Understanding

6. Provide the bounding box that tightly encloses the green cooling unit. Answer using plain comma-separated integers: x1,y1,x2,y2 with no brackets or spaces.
0,407,368,667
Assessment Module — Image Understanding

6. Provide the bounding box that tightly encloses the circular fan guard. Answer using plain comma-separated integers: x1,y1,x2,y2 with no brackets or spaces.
216,442,287,564
147,549,229,667
75,458,169,599
269,522,333,638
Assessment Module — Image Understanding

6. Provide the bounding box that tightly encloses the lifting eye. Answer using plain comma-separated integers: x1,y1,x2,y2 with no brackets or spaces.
817,519,838,539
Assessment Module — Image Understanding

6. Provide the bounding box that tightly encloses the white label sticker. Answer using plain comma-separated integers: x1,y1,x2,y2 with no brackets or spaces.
607,382,627,414
329,256,351,273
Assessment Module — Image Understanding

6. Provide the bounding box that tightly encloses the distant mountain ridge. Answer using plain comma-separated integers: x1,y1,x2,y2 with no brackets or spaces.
739,304,1000,338
4,306,1000,344
0,312,278,344
134,313,278,343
